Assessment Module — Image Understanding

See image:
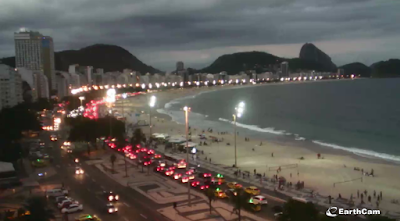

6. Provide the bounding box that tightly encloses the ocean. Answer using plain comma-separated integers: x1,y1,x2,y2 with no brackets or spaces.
158,79,400,163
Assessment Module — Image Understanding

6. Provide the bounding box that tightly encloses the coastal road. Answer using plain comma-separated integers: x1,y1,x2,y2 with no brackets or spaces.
48,127,168,221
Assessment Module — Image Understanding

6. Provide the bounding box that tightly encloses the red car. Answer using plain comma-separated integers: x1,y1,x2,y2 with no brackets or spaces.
156,166,165,172
154,154,162,159
173,173,182,180
147,150,155,155
165,170,174,176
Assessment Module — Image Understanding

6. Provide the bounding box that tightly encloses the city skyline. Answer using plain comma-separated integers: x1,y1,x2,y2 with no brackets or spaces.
0,0,399,71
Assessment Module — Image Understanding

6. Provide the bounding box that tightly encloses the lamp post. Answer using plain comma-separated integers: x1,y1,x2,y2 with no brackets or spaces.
148,96,156,140
79,96,85,107
233,102,245,168
183,106,191,206
107,89,116,138
121,93,128,177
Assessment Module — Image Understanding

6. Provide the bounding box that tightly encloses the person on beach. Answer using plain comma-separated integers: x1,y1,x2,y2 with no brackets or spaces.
259,141,262,146
271,152,274,157
373,190,376,198
254,169,256,175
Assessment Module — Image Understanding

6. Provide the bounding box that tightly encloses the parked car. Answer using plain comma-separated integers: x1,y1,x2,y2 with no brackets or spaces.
46,188,68,197
61,203,83,214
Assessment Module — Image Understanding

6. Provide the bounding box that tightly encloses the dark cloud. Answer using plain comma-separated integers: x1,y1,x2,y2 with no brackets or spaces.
0,0,399,71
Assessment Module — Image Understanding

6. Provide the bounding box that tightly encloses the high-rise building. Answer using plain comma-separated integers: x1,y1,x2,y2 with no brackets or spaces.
14,28,55,93
176,61,184,71
280,61,289,77
33,72,49,99
0,64,23,110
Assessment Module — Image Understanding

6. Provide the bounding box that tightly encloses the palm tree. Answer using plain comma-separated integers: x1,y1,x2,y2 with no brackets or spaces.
24,196,54,221
131,128,146,147
228,188,251,221
204,188,216,214
110,154,117,173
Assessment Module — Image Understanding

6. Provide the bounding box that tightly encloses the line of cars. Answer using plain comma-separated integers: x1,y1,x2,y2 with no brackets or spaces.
45,188,84,214
153,158,268,212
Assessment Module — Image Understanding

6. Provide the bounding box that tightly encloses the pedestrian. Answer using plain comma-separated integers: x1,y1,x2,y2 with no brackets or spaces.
361,193,364,200
338,193,342,199
254,169,256,175
290,173,292,178
209,158,211,163
364,190,367,195
357,190,360,198
380,191,382,199
373,190,376,198
328,195,332,204
271,152,274,157
368,196,371,202
350,194,353,201
376,201,379,208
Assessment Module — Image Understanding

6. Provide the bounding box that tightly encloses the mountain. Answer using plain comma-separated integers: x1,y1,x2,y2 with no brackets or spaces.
0,44,162,74
339,62,371,77
200,51,284,74
287,58,327,72
299,43,337,72
370,59,400,78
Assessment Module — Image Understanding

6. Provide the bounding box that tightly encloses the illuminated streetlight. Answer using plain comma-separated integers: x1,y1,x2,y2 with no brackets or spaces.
233,102,245,167
78,96,85,107
148,95,156,148
183,106,191,206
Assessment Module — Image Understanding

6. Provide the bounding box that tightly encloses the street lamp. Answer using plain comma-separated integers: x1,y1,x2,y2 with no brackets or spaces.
148,96,156,139
183,106,191,206
233,102,245,168
121,93,128,177
107,89,116,138
78,96,85,107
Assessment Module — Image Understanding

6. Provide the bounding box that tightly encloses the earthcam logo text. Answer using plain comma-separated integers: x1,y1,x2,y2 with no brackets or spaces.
326,207,381,217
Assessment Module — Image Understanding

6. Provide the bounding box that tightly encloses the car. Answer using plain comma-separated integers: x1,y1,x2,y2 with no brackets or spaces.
106,203,118,214
58,199,75,209
46,188,69,197
190,180,200,188
251,195,268,205
155,166,165,172
147,149,155,155
205,179,220,188
244,186,260,195
103,191,119,202
227,182,242,189
158,161,166,167
67,148,73,153
165,170,174,176
215,174,225,184
50,135,58,141
55,196,69,205
143,160,152,166
175,160,187,169
181,176,190,183
249,202,261,212
61,203,83,214
198,172,212,178
154,154,162,159
126,153,136,160
215,188,228,199
186,169,195,175
174,173,182,180
75,167,84,175
74,214,101,221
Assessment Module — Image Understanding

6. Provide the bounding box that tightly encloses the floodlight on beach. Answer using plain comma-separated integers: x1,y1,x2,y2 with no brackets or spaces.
149,83,153,89
236,102,245,118
183,105,192,206
122,93,127,99
233,101,245,168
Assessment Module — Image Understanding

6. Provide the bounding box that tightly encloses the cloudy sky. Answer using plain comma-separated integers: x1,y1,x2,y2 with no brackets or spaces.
0,0,399,71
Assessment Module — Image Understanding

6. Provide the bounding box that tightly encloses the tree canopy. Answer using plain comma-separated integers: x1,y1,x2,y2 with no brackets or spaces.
278,199,319,221
23,196,54,221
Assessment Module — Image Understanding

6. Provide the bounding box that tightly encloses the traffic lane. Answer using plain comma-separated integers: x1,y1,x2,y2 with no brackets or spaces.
78,161,168,221
54,153,149,221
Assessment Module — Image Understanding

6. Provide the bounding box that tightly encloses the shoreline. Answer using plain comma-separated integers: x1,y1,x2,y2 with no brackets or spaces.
117,81,400,213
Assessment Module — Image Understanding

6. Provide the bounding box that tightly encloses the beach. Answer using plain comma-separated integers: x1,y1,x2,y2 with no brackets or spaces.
115,83,400,214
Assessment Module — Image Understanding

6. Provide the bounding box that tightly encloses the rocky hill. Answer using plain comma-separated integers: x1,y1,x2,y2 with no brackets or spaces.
299,43,337,72
370,59,400,78
0,44,162,74
339,62,371,77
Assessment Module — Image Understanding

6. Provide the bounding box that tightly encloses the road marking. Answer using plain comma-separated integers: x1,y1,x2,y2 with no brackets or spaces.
140,214,147,219
91,178,96,182
123,202,130,207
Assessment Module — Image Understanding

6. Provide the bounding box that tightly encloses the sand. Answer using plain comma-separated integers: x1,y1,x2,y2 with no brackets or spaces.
114,84,400,213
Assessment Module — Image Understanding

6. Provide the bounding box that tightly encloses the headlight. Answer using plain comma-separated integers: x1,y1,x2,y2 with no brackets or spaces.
108,208,113,213
109,196,113,201
115,195,119,200
75,171,79,174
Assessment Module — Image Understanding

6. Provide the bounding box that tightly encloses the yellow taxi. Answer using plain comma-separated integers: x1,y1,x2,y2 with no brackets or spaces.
249,201,261,212
244,186,260,195
227,182,242,189
75,214,101,221
215,174,226,184
214,188,228,199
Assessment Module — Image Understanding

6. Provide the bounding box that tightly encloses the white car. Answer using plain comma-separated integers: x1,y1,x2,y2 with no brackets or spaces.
58,199,73,209
46,188,69,197
61,203,83,214
75,167,84,175
106,203,118,214
252,195,268,205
